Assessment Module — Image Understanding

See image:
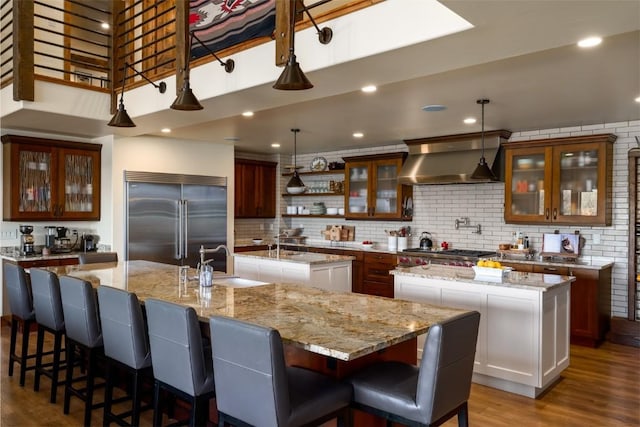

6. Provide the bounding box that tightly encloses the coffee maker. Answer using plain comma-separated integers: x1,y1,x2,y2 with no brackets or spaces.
45,226,57,249
19,225,35,256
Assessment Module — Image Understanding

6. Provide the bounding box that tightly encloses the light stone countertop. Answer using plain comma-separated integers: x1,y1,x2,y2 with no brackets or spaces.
233,250,355,265
391,264,575,291
44,260,467,361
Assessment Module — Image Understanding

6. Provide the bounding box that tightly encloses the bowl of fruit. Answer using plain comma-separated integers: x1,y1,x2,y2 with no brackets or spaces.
473,260,510,281
362,241,374,249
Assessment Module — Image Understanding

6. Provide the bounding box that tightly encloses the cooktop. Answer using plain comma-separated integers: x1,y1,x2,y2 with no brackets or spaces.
402,248,496,258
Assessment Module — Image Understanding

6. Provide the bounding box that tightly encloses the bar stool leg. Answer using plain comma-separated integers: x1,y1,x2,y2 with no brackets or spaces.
8,315,18,378
51,331,64,403
153,381,162,427
84,349,97,427
103,359,114,427
64,339,75,415
19,319,33,386
34,326,45,391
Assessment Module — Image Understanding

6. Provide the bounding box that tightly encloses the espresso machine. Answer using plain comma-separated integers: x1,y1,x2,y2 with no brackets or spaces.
45,226,57,249
19,225,35,256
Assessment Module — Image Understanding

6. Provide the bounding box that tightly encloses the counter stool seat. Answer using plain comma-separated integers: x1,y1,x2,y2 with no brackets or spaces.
97,286,153,427
30,268,68,403
347,311,480,427
59,276,106,426
145,298,215,427
4,263,39,386
210,315,352,427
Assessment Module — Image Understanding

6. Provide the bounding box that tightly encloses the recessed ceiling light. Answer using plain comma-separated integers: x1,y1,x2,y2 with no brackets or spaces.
422,104,446,112
353,132,364,138
242,111,254,117
463,117,476,124
361,85,377,93
635,96,640,103
101,22,109,30
271,143,280,148
577,36,602,48
161,128,171,133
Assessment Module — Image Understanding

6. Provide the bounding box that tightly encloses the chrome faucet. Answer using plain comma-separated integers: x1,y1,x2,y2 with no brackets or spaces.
274,233,288,259
198,244,230,274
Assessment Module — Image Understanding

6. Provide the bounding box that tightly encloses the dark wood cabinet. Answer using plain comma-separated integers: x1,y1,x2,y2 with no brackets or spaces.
361,252,396,298
532,263,611,347
504,134,616,226
343,152,412,221
2,135,102,221
234,159,277,218
499,261,533,273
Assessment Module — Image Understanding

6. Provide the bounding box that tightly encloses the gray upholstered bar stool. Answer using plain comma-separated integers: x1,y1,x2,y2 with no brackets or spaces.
145,298,215,427
59,276,105,426
97,286,153,427
78,252,118,264
3,262,38,386
209,315,353,427
347,311,481,427
30,267,67,403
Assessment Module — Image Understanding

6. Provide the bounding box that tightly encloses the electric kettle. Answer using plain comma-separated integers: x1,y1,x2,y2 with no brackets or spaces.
419,232,433,250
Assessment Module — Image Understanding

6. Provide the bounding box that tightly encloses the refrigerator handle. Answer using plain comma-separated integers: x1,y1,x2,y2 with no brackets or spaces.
183,200,189,259
177,200,183,259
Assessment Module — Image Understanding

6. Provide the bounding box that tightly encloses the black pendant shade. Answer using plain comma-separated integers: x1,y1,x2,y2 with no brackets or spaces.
286,128,305,190
107,98,136,127
273,54,313,90
470,98,497,181
170,78,204,110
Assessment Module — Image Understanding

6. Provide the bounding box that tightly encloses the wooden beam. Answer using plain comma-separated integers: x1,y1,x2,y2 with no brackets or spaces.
13,0,34,101
175,0,189,93
275,0,305,66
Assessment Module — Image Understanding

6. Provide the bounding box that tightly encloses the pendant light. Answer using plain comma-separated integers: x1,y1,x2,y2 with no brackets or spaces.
470,98,497,180
108,62,167,127
108,64,135,127
286,128,306,193
273,0,332,90
171,32,235,111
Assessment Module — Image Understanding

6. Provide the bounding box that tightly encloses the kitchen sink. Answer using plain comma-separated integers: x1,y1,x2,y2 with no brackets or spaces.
214,277,269,288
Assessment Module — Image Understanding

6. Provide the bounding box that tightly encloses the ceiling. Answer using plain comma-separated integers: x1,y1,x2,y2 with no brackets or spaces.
2,1,639,155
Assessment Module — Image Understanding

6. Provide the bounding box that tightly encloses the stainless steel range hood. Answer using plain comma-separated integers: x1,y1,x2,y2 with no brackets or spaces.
398,130,511,184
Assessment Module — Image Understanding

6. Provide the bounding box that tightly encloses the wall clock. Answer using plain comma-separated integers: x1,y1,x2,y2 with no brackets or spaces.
311,156,327,171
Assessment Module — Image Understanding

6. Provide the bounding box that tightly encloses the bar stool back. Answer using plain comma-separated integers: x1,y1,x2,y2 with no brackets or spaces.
30,268,66,403
348,311,481,427
59,276,105,426
3,263,37,386
145,298,215,427
209,315,352,427
97,286,153,427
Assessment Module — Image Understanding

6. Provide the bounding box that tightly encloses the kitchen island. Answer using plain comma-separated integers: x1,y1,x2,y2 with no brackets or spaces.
392,265,574,398
233,250,354,293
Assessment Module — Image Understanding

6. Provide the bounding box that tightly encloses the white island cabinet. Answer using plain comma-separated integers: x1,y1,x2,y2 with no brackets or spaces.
393,265,573,398
233,250,353,293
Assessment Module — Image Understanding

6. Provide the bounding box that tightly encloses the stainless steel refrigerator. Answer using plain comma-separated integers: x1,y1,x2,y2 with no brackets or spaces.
125,171,227,271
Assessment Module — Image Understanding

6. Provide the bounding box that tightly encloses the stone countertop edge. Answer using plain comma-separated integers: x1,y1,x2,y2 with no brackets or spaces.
234,240,613,270
391,265,576,291
1,251,81,262
233,250,355,265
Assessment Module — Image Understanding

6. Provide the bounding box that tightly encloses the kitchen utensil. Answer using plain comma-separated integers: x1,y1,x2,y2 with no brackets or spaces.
498,243,511,250
419,232,433,250
19,225,33,234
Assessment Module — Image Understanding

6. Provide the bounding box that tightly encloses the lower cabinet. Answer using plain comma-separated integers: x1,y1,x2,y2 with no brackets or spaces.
394,275,570,398
361,252,396,298
233,256,352,293
308,247,363,293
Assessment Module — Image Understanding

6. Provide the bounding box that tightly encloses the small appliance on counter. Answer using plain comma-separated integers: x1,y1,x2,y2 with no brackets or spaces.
45,226,57,248
19,225,35,256
51,226,72,253
81,234,98,252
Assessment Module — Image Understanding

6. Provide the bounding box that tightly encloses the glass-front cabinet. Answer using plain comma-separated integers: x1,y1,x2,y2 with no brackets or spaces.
505,134,616,225
343,152,412,220
2,135,102,221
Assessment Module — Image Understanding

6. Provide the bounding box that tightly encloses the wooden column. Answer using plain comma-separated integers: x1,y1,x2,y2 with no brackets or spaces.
13,0,34,101
174,0,189,93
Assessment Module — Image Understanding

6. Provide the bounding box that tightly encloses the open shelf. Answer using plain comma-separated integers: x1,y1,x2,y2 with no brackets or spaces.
282,170,345,176
283,214,344,218
282,192,343,197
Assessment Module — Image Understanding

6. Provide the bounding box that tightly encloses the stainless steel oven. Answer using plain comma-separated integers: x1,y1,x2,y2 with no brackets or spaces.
397,248,496,267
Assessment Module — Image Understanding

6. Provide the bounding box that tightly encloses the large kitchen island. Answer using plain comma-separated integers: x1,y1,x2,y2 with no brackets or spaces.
392,264,574,398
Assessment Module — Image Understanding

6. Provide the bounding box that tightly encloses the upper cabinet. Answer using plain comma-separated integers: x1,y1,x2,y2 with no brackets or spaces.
504,134,616,225
2,135,102,221
235,158,277,218
343,152,412,221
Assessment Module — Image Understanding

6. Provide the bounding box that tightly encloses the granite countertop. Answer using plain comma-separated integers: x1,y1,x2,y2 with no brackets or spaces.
391,264,575,291
45,260,468,361
496,256,613,270
233,250,355,264
0,249,81,262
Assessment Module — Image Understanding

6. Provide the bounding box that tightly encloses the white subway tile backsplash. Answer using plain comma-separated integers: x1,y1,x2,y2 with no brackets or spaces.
235,119,640,318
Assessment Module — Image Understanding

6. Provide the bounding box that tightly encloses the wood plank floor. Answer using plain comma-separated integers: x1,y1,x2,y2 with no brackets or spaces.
1,324,639,426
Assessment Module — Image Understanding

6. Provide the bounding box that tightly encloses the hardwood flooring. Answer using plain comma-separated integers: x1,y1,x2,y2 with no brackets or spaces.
1,324,639,426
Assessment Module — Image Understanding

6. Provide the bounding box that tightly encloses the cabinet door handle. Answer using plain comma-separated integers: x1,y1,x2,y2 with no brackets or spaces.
543,267,558,272
553,208,557,220
545,208,550,220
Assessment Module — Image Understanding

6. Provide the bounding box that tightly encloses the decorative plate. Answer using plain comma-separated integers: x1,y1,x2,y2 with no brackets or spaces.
311,156,327,171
